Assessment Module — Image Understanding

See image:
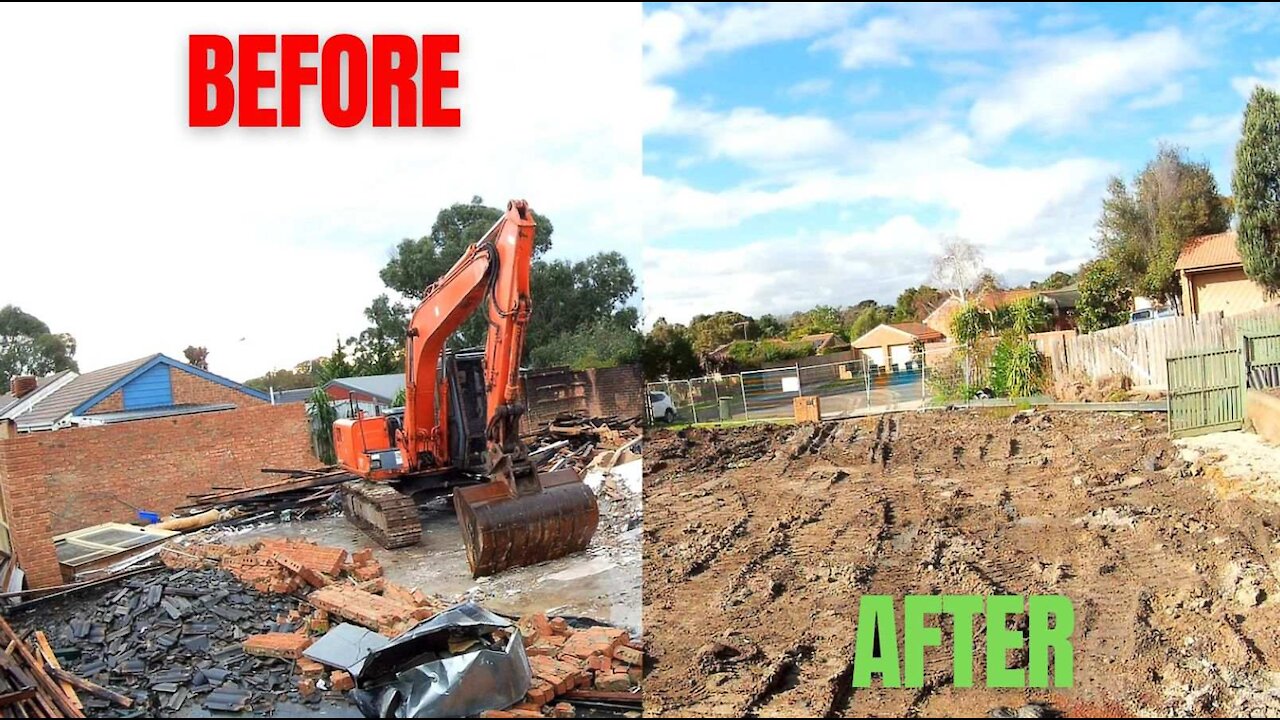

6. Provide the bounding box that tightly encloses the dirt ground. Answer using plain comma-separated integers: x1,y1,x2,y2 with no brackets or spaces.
642,410,1280,717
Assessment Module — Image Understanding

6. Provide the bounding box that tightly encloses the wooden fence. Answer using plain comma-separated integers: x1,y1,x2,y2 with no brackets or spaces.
1043,305,1280,390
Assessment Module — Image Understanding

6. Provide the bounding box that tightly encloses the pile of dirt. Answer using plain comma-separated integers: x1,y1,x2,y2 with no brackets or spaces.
1051,373,1162,403
642,410,1280,717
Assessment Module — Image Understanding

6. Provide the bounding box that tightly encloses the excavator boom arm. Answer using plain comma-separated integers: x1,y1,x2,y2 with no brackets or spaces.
402,200,537,471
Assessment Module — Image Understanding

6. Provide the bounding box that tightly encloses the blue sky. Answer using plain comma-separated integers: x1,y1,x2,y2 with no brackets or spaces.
642,2,1280,324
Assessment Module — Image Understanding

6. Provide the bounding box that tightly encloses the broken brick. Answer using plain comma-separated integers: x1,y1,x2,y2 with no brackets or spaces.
351,562,383,582
594,672,632,692
298,677,318,697
612,645,644,666
308,585,416,634
351,547,375,567
297,657,325,678
330,670,355,692
551,702,575,718
243,632,312,659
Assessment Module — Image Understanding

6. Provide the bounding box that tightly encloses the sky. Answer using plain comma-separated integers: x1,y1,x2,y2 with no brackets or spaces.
0,3,641,381
642,2,1280,326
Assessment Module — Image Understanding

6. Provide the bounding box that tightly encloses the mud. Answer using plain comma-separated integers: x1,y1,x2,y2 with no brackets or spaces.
643,410,1280,717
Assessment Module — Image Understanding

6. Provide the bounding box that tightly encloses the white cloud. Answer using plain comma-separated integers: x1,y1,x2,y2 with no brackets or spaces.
970,29,1198,141
1129,82,1184,110
0,3,641,381
786,78,833,98
818,5,1008,70
644,3,859,80
647,88,849,169
1163,113,1241,149
1232,57,1280,97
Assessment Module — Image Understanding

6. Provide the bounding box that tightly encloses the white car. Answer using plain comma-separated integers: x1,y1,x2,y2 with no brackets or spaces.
1129,307,1178,324
648,391,677,423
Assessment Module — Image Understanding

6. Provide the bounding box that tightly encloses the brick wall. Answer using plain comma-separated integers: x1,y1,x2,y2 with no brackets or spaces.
170,367,268,407
520,364,643,432
0,403,315,589
89,390,124,414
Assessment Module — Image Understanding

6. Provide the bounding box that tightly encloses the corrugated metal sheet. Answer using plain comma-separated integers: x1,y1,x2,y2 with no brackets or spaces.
122,362,173,410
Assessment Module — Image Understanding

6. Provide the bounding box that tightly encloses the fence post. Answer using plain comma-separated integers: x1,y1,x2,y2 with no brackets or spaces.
688,380,698,424
863,358,871,405
741,376,750,420
795,363,803,396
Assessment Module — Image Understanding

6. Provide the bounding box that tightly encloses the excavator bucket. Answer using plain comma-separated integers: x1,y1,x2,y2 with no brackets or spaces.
453,469,599,577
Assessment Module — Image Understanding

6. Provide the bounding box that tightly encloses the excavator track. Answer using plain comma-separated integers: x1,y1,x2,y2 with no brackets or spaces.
340,480,422,549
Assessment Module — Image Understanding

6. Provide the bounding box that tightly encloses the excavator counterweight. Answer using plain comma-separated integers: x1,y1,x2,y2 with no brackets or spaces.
333,200,599,577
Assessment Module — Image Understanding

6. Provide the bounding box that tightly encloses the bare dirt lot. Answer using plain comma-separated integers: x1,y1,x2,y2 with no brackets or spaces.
642,410,1280,717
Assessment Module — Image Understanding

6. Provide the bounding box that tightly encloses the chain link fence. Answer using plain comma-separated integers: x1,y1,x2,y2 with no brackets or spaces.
648,353,938,424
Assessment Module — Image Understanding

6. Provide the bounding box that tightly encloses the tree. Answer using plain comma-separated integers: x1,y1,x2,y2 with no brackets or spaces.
641,319,699,380
1096,144,1230,301
688,311,756,355
307,386,338,464
929,237,988,302
530,319,642,370
755,314,787,339
893,286,944,322
848,305,893,341
1030,271,1075,290
376,198,637,364
1233,86,1280,295
0,305,78,392
347,295,410,376
788,305,844,339
1077,260,1133,332
183,345,209,370
245,360,322,392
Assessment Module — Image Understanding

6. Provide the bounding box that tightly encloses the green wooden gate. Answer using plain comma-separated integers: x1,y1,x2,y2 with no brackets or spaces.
1167,347,1244,438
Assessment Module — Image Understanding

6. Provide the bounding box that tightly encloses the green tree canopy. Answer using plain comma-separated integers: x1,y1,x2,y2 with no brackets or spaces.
1077,260,1133,332
0,305,78,392
848,305,893,341
688,311,757,354
641,318,699,380
787,305,844,339
1096,144,1231,300
892,286,944,322
1233,86,1280,295
373,197,637,369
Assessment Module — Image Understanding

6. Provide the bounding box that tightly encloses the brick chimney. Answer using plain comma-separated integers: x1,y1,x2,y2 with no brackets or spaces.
10,375,37,399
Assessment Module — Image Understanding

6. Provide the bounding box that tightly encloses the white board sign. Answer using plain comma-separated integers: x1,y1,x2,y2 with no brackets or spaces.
781,377,800,393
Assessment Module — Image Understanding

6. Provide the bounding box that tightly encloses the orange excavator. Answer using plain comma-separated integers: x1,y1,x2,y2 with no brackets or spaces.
331,200,599,577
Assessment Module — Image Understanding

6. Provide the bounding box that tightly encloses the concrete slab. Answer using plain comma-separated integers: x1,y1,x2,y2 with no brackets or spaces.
228,465,642,636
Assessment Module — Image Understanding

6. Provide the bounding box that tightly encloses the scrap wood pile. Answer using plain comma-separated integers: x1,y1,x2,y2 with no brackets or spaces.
175,468,353,520
528,414,642,475
0,616,85,718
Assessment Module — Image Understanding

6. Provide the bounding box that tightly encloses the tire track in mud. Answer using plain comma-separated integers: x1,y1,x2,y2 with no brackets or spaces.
644,410,1271,717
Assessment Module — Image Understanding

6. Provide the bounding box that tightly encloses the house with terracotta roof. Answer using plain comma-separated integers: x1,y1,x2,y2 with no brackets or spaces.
851,322,945,371
1176,231,1274,318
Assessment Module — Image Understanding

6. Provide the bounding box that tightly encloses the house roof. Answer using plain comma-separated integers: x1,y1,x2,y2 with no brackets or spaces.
326,374,404,404
853,322,945,348
889,322,945,342
798,333,849,350
15,355,157,429
72,403,237,425
1175,231,1241,272
13,354,268,430
0,370,73,416
271,387,317,404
